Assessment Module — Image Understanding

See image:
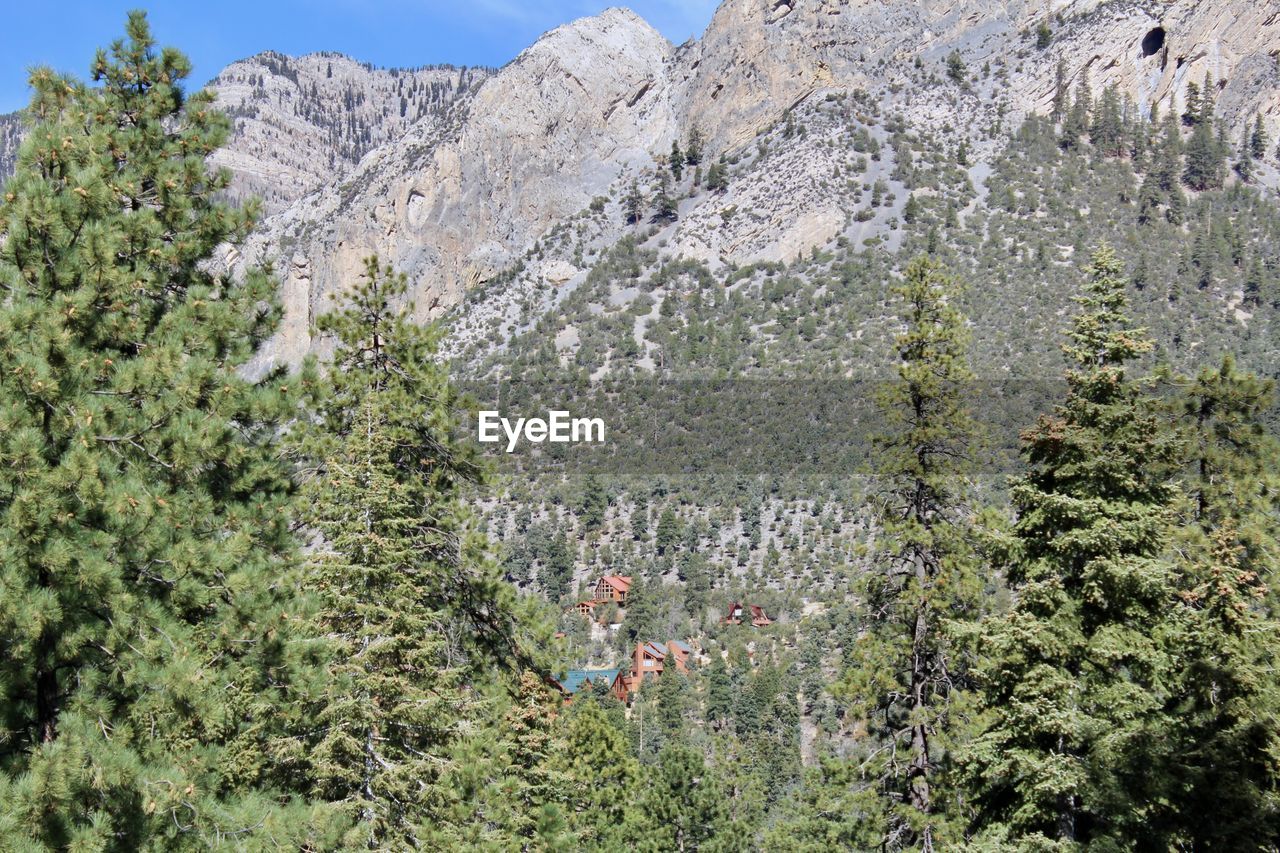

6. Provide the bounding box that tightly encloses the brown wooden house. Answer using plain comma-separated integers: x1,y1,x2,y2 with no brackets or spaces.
611,639,694,703
594,575,632,605
721,601,773,627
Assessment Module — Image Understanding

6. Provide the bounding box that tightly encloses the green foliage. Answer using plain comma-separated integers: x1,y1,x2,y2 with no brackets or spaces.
304,256,544,676
1035,21,1053,50
623,744,732,852
0,14,329,847
839,257,983,849
967,245,1182,846
302,397,470,848
551,696,638,848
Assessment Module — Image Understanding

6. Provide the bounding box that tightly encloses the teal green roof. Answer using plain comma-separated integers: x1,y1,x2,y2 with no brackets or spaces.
558,669,620,694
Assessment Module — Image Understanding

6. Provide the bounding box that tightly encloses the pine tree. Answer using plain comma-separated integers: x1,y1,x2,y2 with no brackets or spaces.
1090,85,1124,157
1061,69,1092,150
624,180,645,225
670,140,684,182
656,506,680,555
1174,357,1280,603
705,653,734,730
903,193,922,224
303,397,470,848
1146,356,1280,845
303,257,542,677
1185,115,1224,190
429,672,571,849
655,666,691,748
551,697,638,848
840,257,982,850
707,157,729,192
1036,20,1053,50
686,126,705,166
1250,113,1269,160
1183,79,1201,126
1050,60,1068,124
1237,124,1255,182
653,171,678,223
624,745,731,852
0,14,325,846
967,245,1182,847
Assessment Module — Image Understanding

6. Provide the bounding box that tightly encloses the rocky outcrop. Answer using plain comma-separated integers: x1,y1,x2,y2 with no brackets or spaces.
243,0,1280,368
239,8,679,365
7,0,1271,366
0,112,23,184
209,53,489,213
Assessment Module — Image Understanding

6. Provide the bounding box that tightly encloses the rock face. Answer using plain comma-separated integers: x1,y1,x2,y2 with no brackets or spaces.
0,112,22,183
228,0,1280,367
238,8,679,365
208,52,490,213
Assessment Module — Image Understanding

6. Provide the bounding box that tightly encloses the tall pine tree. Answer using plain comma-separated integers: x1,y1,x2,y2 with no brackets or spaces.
0,14,326,847
967,245,1182,847
841,256,982,850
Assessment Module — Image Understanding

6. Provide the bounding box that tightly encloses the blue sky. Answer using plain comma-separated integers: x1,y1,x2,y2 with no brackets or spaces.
0,1,719,113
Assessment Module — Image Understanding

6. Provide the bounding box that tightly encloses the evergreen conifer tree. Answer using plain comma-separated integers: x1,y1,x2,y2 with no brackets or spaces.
1146,357,1280,845
303,396,471,848
840,256,982,850
1250,113,1269,160
551,697,638,848
624,745,731,852
967,245,1182,847
0,14,325,846
301,257,542,677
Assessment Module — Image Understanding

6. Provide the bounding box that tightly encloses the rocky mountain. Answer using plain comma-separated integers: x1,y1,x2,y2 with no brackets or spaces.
221,0,1280,368
0,111,22,181
2,0,1278,370
207,52,490,213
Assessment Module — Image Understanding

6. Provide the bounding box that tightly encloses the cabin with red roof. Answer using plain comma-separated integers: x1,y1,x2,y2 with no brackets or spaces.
721,601,773,627
594,575,632,605
610,639,695,703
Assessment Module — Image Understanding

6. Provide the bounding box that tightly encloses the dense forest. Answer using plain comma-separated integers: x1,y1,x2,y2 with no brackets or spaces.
2,14,1280,851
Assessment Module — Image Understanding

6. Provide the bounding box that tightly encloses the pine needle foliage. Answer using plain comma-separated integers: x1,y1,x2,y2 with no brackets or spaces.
967,245,1182,847
0,13,325,848
301,256,543,680
841,256,983,851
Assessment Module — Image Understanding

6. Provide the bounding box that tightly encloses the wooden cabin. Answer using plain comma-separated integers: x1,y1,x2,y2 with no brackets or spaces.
594,575,632,605
722,601,773,627
556,669,620,704
721,601,745,625
611,639,695,703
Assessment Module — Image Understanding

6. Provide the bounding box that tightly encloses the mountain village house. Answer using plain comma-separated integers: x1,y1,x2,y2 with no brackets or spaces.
721,601,774,627
611,639,693,703
571,574,632,619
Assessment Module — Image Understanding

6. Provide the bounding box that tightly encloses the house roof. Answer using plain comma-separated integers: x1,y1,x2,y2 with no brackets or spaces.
642,641,668,659
668,640,692,654
600,575,633,592
558,669,621,694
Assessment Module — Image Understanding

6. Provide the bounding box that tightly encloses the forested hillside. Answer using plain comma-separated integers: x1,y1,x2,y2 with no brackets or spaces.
2,7,1280,851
